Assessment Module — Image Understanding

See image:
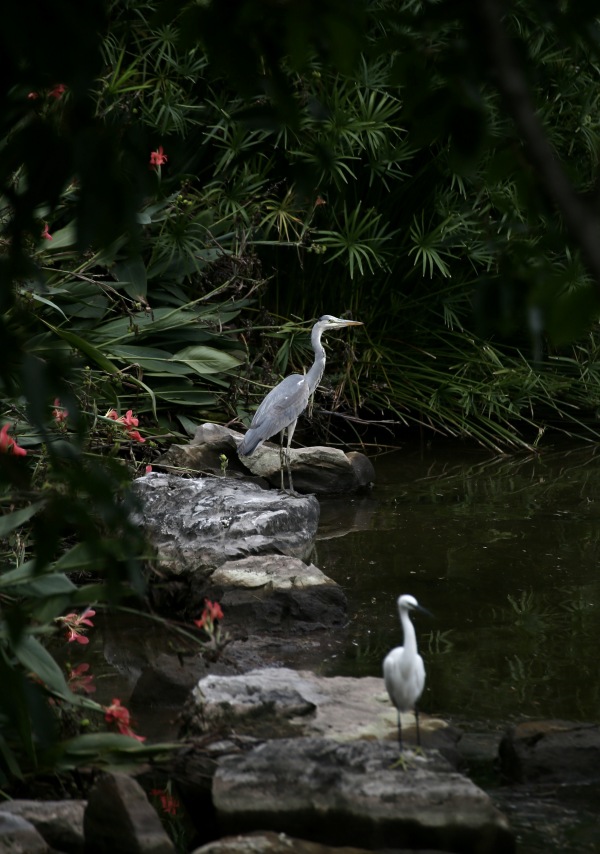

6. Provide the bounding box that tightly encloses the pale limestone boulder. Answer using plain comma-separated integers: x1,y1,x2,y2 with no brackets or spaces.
188,667,451,748
130,474,319,575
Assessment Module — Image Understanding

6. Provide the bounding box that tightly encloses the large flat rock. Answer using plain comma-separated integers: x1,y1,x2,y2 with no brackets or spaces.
188,667,454,750
130,473,320,575
205,556,347,632
212,737,515,854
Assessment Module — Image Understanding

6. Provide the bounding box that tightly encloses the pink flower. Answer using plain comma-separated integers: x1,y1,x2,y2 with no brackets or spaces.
67,628,89,645
150,146,168,168
41,223,53,240
55,608,96,644
194,599,224,630
105,698,145,741
27,91,39,100
49,83,66,99
67,663,96,694
150,788,180,816
52,398,68,423
145,465,153,474
120,410,139,428
105,409,144,441
0,423,27,456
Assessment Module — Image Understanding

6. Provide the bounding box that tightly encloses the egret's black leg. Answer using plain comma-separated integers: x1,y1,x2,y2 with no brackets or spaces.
415,706,421,747
397,710,403,751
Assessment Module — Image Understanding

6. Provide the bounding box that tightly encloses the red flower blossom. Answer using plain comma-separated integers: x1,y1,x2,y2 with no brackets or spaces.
105,698,145,741
67,662,96,694
0,423,27,456
105,409,145,442
55,608,96,644
145,465,153,474
41,223,53,240
150,788,180,816
49,83,67,99
194,599,224,630
150,146,168,168
52,398,68,423
120,410,139,428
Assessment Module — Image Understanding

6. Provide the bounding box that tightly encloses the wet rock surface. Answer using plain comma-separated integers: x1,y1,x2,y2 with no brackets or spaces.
0,799,85,854
212,737,514,854
84,772,175,854
203,555,348,633
190,829,452,853
158,423,375,495
130,473,320,575
499,719,600,783
0,810,49,853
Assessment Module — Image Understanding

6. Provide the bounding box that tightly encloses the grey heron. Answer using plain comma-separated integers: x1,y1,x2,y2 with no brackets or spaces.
237,314,363,492
383,594,431,750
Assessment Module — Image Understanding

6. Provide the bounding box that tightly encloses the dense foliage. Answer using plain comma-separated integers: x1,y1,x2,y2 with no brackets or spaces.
3,0,600,784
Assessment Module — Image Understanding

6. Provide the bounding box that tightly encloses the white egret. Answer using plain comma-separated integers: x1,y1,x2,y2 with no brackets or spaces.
237,315,363,493
383,593,431,750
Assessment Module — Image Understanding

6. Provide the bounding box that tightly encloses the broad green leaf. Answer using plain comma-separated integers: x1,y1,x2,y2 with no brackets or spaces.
170,345,243,375
113,256,148,300
14,636,74,700
42,323,120,375
153,387,216,405
0,502,45,538
106,345,186,374
52,543,102,573
23,575,78,597
30,294,68,319
44,222,77,249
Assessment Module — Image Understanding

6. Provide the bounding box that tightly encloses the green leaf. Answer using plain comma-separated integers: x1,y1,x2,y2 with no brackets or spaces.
44,222,77,249
52,543,102,573
170,345,243,375
113,256,148,300
106,345,185,374
14,636,74,701
0,502,45,538
25,575,78,597
42,323,120,375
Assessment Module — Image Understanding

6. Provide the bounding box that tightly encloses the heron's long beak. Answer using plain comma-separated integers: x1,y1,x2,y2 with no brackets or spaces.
337,320,363,327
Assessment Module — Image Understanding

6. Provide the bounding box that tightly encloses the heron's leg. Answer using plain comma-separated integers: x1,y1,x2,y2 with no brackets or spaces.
285,420,297,494
278,430,285,491
397,710,403,751
415,706,421,747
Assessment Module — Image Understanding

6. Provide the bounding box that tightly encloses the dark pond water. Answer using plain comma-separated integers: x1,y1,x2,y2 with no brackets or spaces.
315,441,600,854
316,442,600,725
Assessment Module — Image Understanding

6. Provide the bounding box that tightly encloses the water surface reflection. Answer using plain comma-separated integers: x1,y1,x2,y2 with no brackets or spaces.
316,442,600,726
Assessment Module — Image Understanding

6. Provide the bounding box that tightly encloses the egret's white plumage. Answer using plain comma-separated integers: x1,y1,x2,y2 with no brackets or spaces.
383,593,429,749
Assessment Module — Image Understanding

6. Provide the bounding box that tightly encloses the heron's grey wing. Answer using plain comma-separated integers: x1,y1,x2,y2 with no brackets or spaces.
238,374,310,455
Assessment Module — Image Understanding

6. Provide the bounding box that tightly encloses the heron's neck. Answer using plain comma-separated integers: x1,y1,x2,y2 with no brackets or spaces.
400,609,418,655
306,325,326,394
